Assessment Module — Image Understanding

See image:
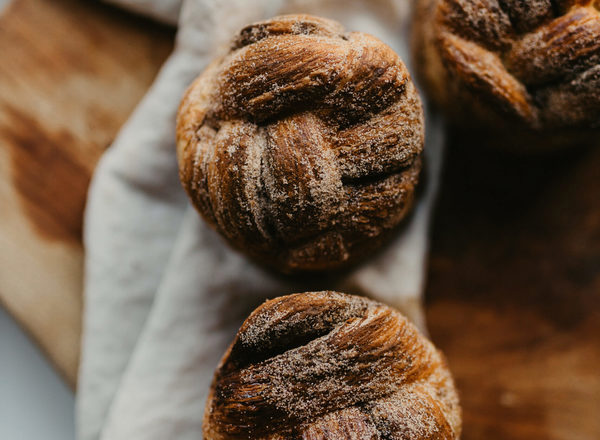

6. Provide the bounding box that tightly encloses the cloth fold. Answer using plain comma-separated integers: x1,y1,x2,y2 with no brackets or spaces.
79,1,444,439
104,0,183,25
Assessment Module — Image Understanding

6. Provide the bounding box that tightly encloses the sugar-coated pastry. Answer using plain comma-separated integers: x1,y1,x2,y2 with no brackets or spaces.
203,291,461,440
413,0,600,151
177,15,424,273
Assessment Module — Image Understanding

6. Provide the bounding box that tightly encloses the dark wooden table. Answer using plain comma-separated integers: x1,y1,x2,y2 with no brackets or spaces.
0,0,598,438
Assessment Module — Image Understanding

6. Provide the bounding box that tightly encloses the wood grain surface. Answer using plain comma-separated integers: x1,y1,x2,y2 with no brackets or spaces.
0,0,598,438
0,0,174,387
428,142,600,440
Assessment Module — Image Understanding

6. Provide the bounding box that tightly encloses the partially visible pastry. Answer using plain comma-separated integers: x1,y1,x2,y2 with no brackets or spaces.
413,0,600,151
203,291,461,439
176,14,424,273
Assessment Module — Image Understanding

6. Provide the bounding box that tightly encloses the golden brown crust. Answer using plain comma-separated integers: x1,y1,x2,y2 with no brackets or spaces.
176,15,424,273
413,0,600,151
203,291,461,440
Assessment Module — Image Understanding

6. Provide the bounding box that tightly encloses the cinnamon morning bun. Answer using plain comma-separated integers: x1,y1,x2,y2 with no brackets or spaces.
176,15,424,273
204,291,461,439
413,0,600,151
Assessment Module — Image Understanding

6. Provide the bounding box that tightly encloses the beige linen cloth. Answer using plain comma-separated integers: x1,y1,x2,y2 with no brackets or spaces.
78,1,445,439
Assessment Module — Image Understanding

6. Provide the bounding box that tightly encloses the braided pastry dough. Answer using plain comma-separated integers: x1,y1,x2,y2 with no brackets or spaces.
176,15,424,273
203,291,461,439
413,0,600,151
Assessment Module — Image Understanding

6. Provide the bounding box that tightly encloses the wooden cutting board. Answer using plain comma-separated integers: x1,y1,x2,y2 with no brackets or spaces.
0,0,174,387
0,0,598,439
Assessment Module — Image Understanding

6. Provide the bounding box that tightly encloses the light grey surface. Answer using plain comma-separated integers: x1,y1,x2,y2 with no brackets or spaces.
0,0,11,13
0,306,76,440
